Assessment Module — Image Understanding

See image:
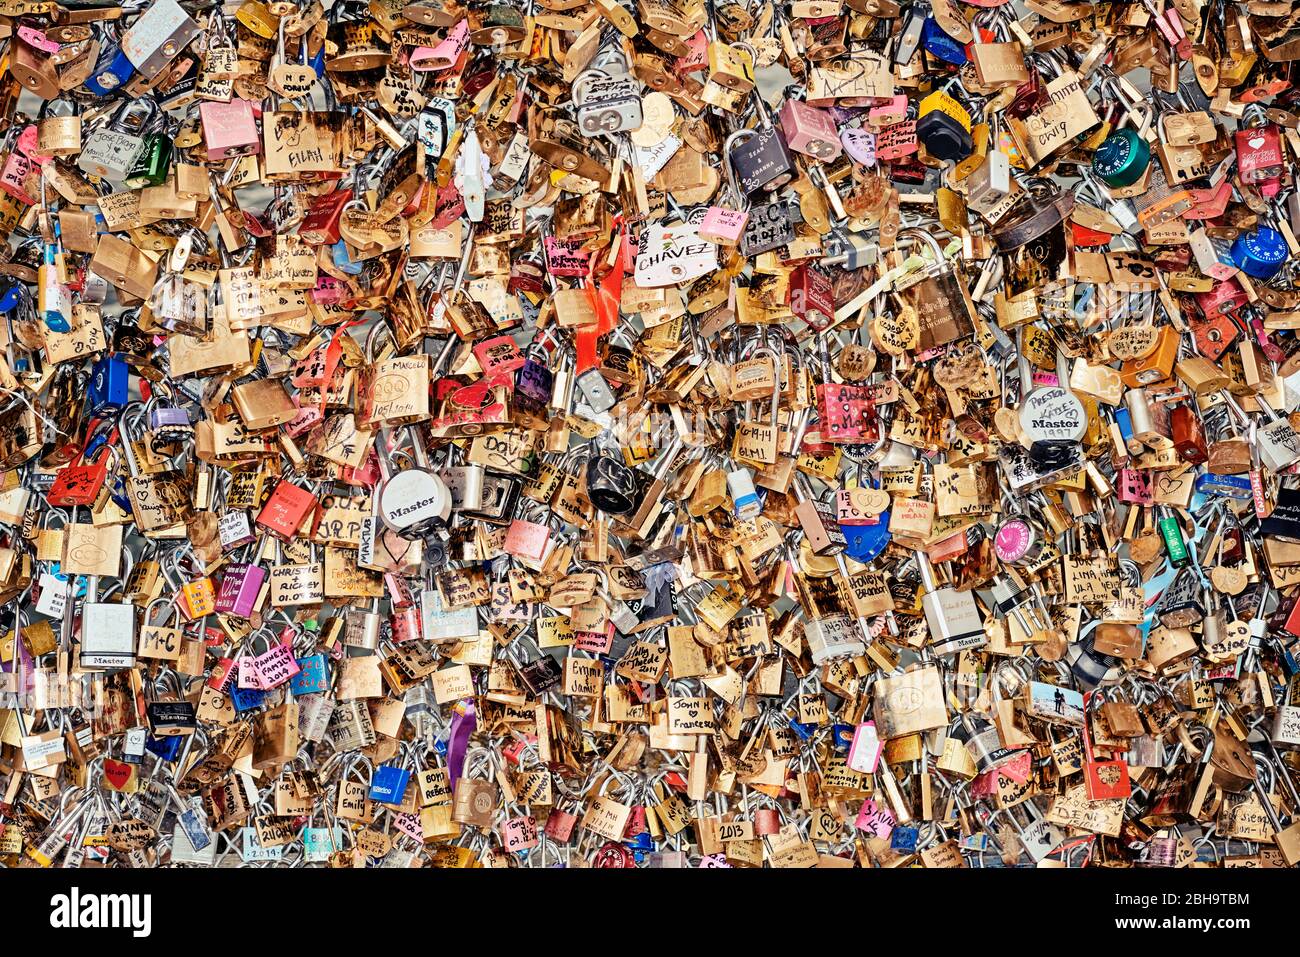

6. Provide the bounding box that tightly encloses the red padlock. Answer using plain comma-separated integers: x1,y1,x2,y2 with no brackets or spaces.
256,479,318,540
48,442,114,507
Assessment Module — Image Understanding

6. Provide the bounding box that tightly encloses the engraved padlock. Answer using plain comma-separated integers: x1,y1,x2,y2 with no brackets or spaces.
78,99,157,182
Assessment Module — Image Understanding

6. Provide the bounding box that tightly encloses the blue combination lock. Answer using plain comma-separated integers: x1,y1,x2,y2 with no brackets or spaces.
88,353,130,415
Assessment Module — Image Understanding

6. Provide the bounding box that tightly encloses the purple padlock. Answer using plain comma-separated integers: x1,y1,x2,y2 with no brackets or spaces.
515,357,553,405
149,405,191,430
214,562,268,617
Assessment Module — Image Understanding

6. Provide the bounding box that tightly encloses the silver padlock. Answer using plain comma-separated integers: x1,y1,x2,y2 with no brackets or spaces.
441,463,486,512
78,99,157,183
804,613,866,665
80,575,137,670
420,579,479,644
298,693,335,744
573,72,644,137
575,367,617,414
1272,703,1300,748
120,0,200,81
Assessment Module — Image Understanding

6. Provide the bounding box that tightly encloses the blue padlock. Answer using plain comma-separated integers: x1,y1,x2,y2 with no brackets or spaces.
332,241,364,275
369,763,413,804
0,284,23,314
289,654,330,696
1193,472,1252,500
921,18,967,65
145,734,184,762
842,514,891,563
831,724,854,751
88,353,130,415
109,473,132,514
229,684,266,713
1114,406,1134,444
84,45,136,96
891,824,920,852
789,719,816,740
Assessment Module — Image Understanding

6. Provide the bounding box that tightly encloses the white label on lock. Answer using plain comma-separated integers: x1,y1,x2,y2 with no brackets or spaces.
21,734,65,768
35,573,67,618
1019,387,1086,443
358,516,378,569
124,726,147,757
217,510,253,547
634,221,717,288
633,134,680,181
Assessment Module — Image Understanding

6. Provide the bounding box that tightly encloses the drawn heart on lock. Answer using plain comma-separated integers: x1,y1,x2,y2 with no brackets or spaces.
104,759,134,791
1154,473,1186,498
1248,135,1266,150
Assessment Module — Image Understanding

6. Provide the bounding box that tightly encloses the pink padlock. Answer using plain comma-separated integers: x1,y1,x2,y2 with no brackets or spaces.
698,206,749,245
199,98,261,162
409,19,469,71
868,95,908,129
574,622,614,655
504,518,551,560
16,125,50,165
473,335,525,376
312,275,346,304
0,152,35,205
214,562,267,617
875,120,918,161
252,638,300,689
543,235,591,276
390,605,423,643
1116,467,1152,505
501,815,539,853
237,653,264,690
778,99,842,161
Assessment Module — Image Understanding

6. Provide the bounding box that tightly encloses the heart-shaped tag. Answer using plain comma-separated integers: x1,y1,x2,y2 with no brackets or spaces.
104,759,134,791
269,64,317,98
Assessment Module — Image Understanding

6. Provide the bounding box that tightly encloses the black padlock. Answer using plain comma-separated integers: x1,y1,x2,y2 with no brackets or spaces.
586,453,639,515
727,88,795,196
517,654,564,695
916,88,973,162
739,198,802,257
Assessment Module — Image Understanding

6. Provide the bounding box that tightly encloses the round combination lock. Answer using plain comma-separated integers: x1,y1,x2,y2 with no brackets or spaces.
1092,128,1150,188
592,842,636,867
1231,226,1287,279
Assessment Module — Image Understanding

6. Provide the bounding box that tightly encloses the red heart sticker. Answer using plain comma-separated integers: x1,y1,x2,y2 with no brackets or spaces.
104,759,134,791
